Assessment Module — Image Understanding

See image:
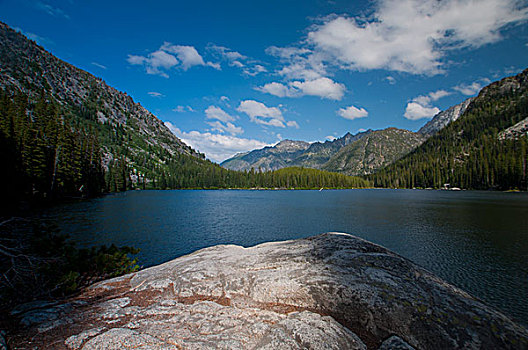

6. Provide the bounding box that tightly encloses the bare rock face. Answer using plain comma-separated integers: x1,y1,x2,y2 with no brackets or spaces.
9,233,528,349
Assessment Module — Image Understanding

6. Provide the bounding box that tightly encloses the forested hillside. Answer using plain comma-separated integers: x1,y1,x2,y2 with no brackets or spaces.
0,22,373,213
322,128,425,175
371,69,528,190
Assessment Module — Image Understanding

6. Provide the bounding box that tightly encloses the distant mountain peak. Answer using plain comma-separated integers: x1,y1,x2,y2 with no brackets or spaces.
274,139,311,151
418,98,474,137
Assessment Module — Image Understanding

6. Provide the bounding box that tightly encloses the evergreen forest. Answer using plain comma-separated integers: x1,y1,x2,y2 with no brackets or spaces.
0,88,370,213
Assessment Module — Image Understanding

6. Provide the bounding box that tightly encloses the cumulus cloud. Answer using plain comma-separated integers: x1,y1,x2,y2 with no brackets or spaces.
206,120,243,135
172,105,194,113
164,122,270,163
128,42,219,77
412,89,451,106
266,45,326,81
337,106,369,120
291,78,345,100
204,106,243,136
454,79,491,96
256,82,295,98
257,77,345,100
403,89,450,120
237,100,286,127
208,44,267,76
404,102,441,120
305,0,528,75
205,106,236,123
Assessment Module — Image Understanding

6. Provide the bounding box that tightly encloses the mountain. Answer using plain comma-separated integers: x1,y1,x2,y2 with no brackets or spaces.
220,140,310,171
0,21,372,210
418,97,473,137
323,128,426,176
289,130,371,169
0,22,198,161
371,69,528,190
221,131,371,171
221,127,426,176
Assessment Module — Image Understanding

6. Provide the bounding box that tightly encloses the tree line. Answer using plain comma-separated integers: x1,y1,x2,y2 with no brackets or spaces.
0,89,370,213
370,83,528,190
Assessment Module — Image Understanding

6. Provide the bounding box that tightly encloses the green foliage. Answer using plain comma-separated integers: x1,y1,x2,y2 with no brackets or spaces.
370,72,528,191
0,89,105,212
0,218,140,307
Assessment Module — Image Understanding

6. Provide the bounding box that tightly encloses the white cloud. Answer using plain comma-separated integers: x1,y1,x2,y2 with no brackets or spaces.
164,122,270,163
161,43,219,70
128,42,219,77
237,100,285,127
428,90,451,101
454,79,490,96
204,106,242,135
257,77,345,100
206,121,244,135
148,91,164,98
306,0,528,75
326,135,337,141
172,105,194,113
291,77,345,100
385,76,396,84
404,89,450,120
286,120,300,129
404,102,440,120
256,82,295,98
91,62,107,70
412,89,451,106
209,44,267,76
35,2,69,19
205,106,236,123
244,64,267,76
337,105,369,120
220,96,230,102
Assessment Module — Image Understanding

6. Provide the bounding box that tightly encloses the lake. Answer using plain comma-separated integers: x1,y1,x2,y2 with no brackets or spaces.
39,189,528,326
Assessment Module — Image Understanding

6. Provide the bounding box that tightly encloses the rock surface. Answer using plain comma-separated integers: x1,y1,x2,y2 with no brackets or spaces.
8,233,528,349
418,98,474,137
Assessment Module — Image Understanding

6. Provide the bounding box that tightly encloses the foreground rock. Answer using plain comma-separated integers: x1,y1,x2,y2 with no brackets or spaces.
9,233,528,349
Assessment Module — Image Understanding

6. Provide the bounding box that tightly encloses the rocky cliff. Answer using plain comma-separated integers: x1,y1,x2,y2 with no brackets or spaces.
418,98,474,137
8,233,528,349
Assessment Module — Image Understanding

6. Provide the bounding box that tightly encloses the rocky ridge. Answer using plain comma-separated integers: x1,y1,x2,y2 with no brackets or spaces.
498,117,528,140
8,233,528,349
221,130,372,172
322,128,426,176
0,22,199,170
418,98,474,137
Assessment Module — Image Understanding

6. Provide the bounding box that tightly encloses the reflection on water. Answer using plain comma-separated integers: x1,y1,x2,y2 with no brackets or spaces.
40,189,528,325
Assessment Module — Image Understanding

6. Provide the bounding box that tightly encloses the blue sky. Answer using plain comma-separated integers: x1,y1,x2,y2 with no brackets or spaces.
2,0,528,162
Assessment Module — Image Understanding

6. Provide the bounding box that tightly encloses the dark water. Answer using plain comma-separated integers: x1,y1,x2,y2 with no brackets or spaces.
40,189,528,325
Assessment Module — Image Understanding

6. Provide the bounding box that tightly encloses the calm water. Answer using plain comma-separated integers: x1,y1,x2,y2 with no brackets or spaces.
40,189,528,325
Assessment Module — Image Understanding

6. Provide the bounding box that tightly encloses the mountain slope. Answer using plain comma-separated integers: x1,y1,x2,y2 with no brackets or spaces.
221,131,371,171
418,98,473,137
323,128,426,176
0,22,198,161
371,69,528,190
220,140,310,171
289,130,372,169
